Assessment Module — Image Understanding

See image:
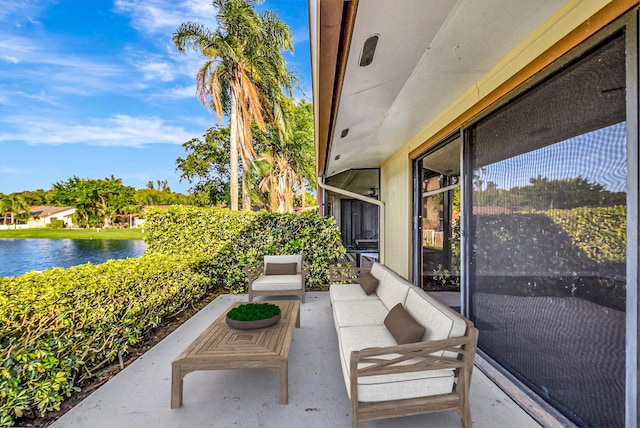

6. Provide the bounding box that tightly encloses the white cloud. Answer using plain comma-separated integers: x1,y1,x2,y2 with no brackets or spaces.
138,60,175,81
2,55,19,64
168,84,197,98
0,167,21,175
0,35,130,95
114,0,217,35
0,0,50,22
0,114,199,148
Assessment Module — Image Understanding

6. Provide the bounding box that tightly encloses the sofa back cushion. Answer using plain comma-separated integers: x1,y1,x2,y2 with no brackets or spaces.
369,262,388,283
376,268,410,310
404,287,467,358
264,255,302,273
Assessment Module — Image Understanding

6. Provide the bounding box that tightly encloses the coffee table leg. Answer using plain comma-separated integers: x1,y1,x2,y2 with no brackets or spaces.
279,361,288,404
171,364,183,408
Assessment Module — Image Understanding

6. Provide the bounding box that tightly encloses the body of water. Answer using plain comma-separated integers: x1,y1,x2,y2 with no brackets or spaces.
0,239,146,277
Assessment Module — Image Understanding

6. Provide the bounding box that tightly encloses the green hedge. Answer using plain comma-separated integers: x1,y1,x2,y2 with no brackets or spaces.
473,206,627,280
0,254,211,426
1,207,344,425
546,205,626,264
144,206,346,293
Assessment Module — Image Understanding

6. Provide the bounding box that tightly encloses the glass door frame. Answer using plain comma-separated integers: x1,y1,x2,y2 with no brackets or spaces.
411,131,462,290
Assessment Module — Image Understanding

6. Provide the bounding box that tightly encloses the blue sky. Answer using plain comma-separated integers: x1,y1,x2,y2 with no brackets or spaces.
0,0,311,195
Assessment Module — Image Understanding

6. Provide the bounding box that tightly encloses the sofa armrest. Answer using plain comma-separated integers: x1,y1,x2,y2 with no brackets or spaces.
329,265,371,284
349,327,479,402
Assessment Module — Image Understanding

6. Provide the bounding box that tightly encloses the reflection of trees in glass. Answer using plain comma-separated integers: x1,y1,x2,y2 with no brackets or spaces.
473,174,625,210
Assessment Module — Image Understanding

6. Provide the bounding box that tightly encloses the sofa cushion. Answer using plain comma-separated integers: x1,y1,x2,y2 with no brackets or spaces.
376,270,410,310
333,300,389,328
404,287,467,357
265,262,297,275
370,262,389,283
358,272,379,295
251,274,302,291
330,283,380,304
384,303,425,345
338,326,455,402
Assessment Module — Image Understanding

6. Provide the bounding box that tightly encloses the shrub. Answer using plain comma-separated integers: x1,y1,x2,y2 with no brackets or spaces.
144,207,345,293
0,254,211,426
1,206,344,425
546,205,626,264
46,219,64,229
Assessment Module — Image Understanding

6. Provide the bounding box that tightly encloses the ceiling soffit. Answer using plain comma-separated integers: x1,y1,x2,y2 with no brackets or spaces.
325,0,567,178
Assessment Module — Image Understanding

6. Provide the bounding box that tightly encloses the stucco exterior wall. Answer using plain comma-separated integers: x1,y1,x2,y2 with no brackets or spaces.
378,0,616,280
380,149,411,278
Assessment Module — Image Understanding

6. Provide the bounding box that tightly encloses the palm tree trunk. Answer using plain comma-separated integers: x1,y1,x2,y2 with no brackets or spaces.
229,91,240,210
242,172,251,210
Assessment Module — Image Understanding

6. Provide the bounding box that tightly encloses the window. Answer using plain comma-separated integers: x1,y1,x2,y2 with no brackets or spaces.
466,33,627,427
413,137,461,293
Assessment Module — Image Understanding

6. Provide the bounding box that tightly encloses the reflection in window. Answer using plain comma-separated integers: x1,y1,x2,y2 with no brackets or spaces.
467,34,626,427
417,138,461,292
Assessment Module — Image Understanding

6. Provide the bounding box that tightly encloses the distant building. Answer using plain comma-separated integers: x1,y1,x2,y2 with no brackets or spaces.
25,206,76,228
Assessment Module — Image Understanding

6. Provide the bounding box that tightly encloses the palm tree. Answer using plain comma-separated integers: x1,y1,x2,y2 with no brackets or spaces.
0,196,10,225
257,151,298,213
122,204,140,228
173,0,295,210
253,98,315,212
6,194,30,227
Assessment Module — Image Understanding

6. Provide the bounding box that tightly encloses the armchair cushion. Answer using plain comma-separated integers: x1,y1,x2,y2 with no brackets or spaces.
265,262,298,275
251,274,303,291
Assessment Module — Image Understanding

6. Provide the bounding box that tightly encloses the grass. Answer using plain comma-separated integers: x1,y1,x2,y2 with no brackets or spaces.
0,227,144,240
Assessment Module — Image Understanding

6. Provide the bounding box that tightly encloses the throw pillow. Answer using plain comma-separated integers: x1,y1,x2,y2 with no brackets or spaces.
265,262,298,275
384,303,426,345
358,272,379,295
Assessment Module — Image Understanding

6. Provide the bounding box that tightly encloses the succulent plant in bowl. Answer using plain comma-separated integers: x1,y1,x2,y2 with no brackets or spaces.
226,303,281,329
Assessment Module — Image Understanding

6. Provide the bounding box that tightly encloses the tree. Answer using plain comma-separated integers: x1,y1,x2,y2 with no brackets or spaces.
19,189,49,206
515,175,618,210
253,99,315,212
0,196,9,225
135,181,192,206
122,204,140,228
176,126,232,206
173,0,295,210
51,176,136,227
5,194,31,227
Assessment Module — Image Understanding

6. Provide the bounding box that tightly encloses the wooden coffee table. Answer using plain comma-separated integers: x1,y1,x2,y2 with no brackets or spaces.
171,300,300,408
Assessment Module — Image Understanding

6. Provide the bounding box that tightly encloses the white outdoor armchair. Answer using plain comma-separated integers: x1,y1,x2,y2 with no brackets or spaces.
244,255,308,304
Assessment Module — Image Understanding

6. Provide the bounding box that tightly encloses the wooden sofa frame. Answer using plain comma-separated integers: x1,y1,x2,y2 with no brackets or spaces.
329,265,479,428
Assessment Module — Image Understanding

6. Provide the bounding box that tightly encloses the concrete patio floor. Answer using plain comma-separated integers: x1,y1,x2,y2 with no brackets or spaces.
50,292,541,428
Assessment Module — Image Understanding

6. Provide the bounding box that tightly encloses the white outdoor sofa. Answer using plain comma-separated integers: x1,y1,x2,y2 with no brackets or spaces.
329,262,478,428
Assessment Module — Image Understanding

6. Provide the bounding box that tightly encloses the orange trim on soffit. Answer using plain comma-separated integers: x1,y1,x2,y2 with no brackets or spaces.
319,0,359,178
315,0,344,178
409,0,639,159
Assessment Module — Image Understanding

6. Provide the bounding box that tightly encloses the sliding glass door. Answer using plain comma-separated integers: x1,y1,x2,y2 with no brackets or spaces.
413,136,460,292
465,32,628,427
